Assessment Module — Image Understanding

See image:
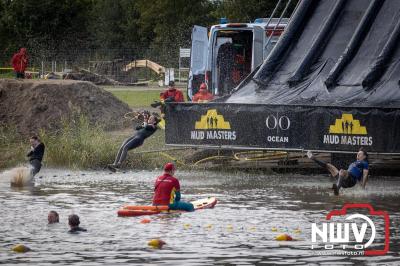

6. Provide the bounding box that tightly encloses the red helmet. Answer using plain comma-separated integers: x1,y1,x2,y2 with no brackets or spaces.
163,162,176,172
199,83,207,90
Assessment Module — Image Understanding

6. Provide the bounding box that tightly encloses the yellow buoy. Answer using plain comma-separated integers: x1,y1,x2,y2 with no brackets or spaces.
205,224,213,229
271,227,278,232
12,244,31,253
227,225,233,230
248,226,256,231
183,223,191,229
294,228,301,234
148,239,166,249
275,234,293,241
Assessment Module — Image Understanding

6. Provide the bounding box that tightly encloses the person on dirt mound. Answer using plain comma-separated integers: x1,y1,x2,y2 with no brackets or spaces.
107,113,160,172
151,81,184,115
11,48,29,79
307,148,369,196
152,163,194,212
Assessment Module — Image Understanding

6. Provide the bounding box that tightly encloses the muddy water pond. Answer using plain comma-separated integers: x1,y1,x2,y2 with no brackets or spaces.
0,169,399,265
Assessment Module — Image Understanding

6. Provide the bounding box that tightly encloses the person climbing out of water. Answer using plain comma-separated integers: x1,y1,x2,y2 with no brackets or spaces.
48,211,59,224
153,163,194,212
68,214,87,233
192,83,214,103
307,148,369,196
27,135,45,177
108,114,160,171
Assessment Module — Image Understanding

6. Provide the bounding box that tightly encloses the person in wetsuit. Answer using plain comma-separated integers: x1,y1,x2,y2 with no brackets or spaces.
108,114,159,170
307,148,369,195
153,163,194,212
27,135,45,176
68,214,87,233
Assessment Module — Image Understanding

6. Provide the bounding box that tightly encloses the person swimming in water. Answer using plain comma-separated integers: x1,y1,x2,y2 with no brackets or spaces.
152,163,194,212
27,135,45,177
307,148,369,195
68,214,87,233
108,113,160,171
48,211,59,224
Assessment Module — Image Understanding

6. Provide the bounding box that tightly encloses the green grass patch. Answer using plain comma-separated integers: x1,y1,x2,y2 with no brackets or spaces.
0,115,189,170
110,90,161,108
0,71,15,79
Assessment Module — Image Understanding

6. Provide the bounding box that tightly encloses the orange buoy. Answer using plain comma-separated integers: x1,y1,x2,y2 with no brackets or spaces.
140,218,151,224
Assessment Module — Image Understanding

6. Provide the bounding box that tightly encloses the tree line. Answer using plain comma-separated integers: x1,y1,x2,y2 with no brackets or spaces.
0,0,287,66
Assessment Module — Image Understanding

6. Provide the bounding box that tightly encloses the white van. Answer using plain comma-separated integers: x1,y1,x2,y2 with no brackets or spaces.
188,18,288,100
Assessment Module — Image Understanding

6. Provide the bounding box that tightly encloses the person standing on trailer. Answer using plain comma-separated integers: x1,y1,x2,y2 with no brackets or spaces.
192,83,214,103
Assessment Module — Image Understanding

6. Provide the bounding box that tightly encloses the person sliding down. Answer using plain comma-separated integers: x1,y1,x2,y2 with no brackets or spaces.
108,114,160,171
153,163,194,212
307,148,369,196
27,135,45,177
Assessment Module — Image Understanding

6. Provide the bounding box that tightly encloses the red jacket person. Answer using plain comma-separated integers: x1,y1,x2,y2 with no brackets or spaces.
152,163,194,211
192,83,214,103
11,48,28,79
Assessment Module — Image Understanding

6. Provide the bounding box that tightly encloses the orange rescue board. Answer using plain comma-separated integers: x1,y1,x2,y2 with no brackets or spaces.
117,197,217,217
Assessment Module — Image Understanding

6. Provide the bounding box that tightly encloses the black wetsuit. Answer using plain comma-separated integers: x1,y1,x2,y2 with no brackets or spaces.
68,226,87,233
113,123,157,165
27,143,45,176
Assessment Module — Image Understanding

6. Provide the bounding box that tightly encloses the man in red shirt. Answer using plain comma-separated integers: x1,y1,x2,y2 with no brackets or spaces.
160,81,184,103
192,83,214,103
152,163,194,211
11,48,28,79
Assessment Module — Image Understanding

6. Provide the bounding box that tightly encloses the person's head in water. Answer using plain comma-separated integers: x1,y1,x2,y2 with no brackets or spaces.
168,80,175,90
29,135,40,147
357,148,368,162
48,211,59,224
163,162,176,175
68,214,80,229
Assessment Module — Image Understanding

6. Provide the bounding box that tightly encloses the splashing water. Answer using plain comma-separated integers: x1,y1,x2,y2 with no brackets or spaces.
0,166,34,187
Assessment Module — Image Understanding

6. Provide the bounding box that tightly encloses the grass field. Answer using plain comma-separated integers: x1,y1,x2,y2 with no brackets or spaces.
106,86,188,108
110,90,161,108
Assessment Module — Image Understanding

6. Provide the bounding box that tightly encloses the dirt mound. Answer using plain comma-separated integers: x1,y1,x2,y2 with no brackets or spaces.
0,79,131,135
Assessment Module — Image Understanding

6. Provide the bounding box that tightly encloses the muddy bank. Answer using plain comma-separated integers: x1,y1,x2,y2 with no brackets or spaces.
0,79,131,135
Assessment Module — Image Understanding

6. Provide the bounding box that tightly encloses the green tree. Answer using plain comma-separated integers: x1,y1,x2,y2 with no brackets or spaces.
1,0,92,58
89,0,142,57
136,0,216,66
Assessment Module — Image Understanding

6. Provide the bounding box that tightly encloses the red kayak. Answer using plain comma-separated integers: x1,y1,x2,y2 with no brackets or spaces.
117,197,217,217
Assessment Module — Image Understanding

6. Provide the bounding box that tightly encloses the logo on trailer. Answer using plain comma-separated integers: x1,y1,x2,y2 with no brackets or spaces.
265,113,291,143
191,109,236,140
195,109,231,130
311,203,390,256
323,113,373,146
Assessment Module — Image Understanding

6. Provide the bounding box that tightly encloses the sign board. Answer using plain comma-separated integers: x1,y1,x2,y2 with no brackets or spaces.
180,48,191,58
164,68,175,86
165,103,400,154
